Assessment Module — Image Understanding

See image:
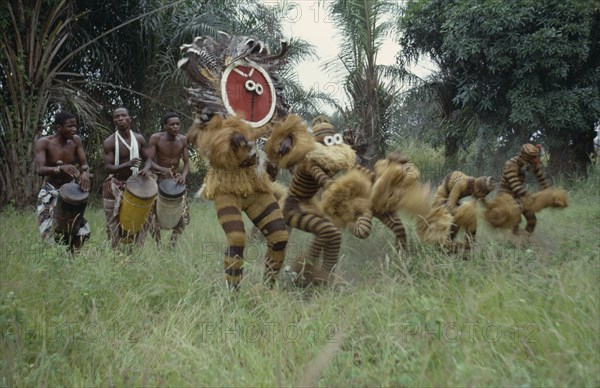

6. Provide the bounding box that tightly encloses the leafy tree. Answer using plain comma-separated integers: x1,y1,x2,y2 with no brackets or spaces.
0,0,318,207
399,0,600,175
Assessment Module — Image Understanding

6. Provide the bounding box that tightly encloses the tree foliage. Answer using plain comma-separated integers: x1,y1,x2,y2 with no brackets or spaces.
0,0,317,207
0,0,111,206
399,0,600,174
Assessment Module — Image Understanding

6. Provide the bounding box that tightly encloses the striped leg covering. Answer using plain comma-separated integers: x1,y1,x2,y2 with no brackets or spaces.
307,237,325,265
244,193,289,287
352,213,373,239
374,211,407,252
285,204,342,274
214,194,246,290
512,209,537,235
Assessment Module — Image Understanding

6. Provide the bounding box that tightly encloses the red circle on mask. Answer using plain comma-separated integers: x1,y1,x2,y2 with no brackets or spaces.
222,63,275,127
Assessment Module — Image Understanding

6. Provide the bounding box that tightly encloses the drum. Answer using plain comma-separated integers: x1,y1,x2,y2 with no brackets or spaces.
119,174,158,234
55,182,89,234
156,179,187,229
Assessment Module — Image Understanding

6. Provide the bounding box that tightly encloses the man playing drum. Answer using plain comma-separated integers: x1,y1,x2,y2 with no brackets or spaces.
142,112,190,246
35,111,91,252
102,107,152,248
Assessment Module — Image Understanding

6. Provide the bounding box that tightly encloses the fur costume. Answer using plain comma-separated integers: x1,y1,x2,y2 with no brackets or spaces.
266,116,366,281
432,171,494,246
369,156,452,245
285,143,359,276
273,181,323,217
188,116,273,200
371,159,426,215
349,157,411,252
483,192,522,229
526,188,569,213
416,206,454,245
321,168,373,238
265,114,316,169
180,33,291,289
493,143,552,234
432,171,494,213
453,200,478,236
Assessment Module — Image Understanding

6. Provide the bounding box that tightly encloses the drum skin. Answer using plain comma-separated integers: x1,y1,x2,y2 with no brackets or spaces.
119,175,158,234
55,182,89,234
156,179,186,230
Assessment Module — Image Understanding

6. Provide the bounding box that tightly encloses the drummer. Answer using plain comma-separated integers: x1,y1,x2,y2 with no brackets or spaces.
142,112,190,246
34,111,91,251
102,106,152,248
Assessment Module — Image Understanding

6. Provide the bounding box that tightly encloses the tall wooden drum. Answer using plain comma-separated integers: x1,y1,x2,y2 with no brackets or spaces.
55,182,89,234
119,174,158,234
156,179,186,229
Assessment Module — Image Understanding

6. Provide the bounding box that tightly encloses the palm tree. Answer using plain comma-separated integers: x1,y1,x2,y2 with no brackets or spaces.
325,0,405,164
0,0,113,207
0,0,320,207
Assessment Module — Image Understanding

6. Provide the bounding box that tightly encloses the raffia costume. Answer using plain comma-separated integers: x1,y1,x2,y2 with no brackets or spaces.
266,116,370,280
319,155,412,252
179,33,290,289
355,154,416,252
485,143,566,234
366,155,453,246
432,171,494,245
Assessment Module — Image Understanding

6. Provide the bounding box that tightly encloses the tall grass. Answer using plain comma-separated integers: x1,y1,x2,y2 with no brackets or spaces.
1,175,599,386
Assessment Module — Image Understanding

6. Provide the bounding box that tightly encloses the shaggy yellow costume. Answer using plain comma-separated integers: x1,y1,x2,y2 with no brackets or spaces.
368,155,452,245
321,168,373,237
179,32,294,290
188,116,288,289
485,143,561,235
266,116,366,282
432,171,494,246
344,154,418,252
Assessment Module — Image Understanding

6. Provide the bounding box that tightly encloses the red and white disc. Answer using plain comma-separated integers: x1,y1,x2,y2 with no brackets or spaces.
221,60,276,127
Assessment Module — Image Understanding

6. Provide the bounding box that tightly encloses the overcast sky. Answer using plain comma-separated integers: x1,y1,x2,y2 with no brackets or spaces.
261,0,435,111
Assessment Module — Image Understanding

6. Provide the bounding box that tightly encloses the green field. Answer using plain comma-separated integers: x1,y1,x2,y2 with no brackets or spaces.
1,174,599,386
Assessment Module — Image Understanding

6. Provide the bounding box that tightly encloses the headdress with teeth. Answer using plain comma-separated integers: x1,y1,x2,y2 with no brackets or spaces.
178,31,289,127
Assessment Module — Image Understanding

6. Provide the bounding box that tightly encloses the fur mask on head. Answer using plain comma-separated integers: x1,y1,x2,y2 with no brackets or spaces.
321,169,372,228
519,143,541,166
188,115,258,170
473,176,495,198
304,115,356,173
265,114,316,169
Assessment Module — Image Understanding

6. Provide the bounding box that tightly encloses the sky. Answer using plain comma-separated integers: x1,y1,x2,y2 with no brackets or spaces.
261,0,436,111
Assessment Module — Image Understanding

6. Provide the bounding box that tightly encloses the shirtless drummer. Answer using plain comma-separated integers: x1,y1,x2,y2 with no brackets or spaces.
34,111,91,252
142,112,190,246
